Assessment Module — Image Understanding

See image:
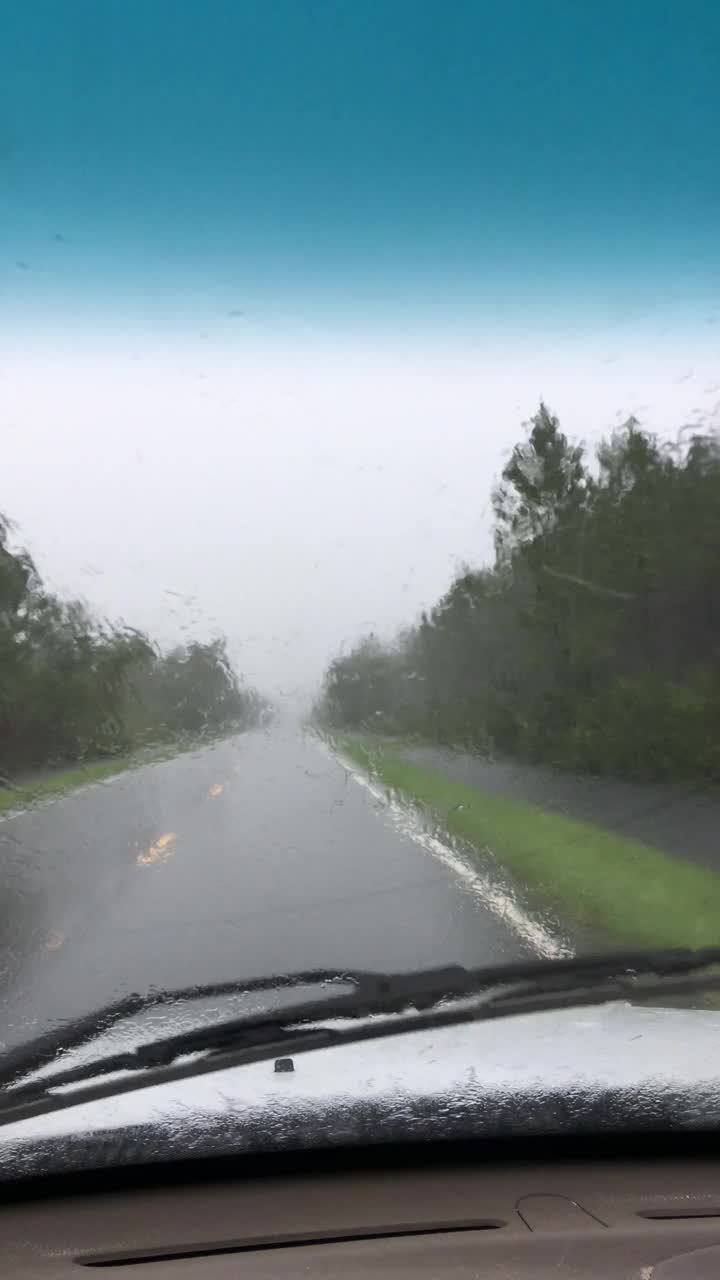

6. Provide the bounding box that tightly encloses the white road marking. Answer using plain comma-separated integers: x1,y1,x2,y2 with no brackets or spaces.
323,742,572,961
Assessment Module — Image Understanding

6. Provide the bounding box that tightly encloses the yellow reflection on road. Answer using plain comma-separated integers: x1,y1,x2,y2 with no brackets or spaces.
208,783,224,797
137,831,177,867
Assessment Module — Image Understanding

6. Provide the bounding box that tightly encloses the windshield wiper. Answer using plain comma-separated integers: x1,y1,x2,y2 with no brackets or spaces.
2,947,720,1131
0,965,466,1094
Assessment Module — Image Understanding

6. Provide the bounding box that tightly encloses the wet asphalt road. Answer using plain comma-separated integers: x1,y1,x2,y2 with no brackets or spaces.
0,728,534,1051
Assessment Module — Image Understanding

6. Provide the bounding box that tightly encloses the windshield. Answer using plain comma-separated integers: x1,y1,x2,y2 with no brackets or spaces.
1,0,720,1144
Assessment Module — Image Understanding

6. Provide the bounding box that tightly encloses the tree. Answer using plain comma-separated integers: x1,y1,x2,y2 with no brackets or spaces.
493,402,591,560
316,405,720,781
0,511,264,776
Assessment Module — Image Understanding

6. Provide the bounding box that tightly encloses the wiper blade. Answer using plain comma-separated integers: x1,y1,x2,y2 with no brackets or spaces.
2,947,720,1131
0,964,467,1094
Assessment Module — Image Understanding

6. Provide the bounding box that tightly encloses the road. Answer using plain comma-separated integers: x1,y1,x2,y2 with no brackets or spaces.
0,727,552,1054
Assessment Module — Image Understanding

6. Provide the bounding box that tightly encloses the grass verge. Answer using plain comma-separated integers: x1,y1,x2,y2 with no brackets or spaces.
338,736,720,950
0,730,226,817
0,756,136,816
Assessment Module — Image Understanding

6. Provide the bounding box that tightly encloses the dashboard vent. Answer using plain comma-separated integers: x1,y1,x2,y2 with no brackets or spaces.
80,1220,505,1266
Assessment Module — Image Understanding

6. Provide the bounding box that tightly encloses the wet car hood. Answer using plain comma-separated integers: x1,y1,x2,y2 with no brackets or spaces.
2,1000,720,1182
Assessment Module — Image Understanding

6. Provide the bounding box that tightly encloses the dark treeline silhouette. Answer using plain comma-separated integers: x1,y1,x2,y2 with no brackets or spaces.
0,513,264,776
317,405,720,781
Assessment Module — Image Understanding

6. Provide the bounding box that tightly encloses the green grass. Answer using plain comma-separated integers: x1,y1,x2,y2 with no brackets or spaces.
338,736,720,949
0,756,136,816
0,727,247,818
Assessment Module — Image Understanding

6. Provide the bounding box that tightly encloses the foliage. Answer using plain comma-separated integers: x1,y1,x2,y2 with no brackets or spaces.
0,516,264,776
317,406,720,781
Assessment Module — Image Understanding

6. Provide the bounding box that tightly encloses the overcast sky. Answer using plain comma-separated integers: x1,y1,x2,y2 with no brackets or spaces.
2,1,719,700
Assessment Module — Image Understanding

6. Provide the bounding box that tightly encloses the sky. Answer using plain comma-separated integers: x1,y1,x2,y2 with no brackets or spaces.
2,0,720,699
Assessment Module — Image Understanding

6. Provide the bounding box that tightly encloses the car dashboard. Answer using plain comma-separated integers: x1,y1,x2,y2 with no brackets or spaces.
3,1147,720,1280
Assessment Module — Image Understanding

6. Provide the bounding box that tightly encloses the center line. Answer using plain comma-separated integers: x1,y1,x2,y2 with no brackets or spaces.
137,831,177,867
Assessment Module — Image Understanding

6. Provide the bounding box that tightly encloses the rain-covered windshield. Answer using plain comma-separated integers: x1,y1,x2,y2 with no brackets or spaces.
1,0,720,1108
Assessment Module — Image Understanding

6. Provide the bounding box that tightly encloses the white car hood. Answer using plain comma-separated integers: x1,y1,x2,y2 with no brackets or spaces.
2,1000,720,1181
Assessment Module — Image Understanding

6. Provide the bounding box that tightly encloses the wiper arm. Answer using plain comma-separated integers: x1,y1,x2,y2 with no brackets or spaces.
2,947,720,1132
0,965,468,1094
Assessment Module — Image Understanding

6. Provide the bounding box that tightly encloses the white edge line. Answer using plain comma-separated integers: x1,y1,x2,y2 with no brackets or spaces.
319,739,573,962
0,775,126,823
0,751,188,823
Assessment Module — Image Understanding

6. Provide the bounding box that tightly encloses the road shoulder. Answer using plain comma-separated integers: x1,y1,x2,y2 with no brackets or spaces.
336,735,720,950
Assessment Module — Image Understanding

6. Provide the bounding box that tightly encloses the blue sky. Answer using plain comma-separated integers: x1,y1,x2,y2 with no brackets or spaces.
2,2,720,694
4,0,720,332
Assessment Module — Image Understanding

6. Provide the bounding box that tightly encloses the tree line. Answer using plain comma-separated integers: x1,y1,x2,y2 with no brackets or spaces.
0,513,265,777
317,405,720,781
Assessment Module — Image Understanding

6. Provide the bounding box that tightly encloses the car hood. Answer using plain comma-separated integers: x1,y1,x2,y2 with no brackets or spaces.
2,1000,720,1182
